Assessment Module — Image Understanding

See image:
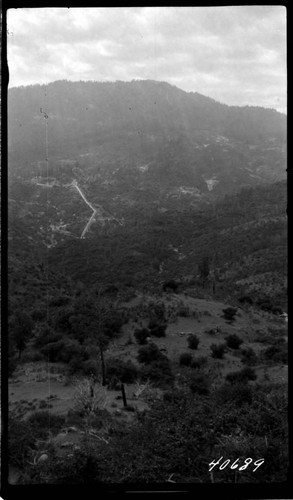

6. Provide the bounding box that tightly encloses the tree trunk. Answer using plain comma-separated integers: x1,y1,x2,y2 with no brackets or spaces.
100,344,106,386
121,383,127,407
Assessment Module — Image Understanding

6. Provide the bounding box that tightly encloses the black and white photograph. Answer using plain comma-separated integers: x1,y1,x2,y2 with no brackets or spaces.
5,5,287,490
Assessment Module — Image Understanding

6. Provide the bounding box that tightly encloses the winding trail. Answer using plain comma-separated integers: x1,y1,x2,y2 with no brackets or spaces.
71,180,96,212
81,211,97,239
71,180,97,238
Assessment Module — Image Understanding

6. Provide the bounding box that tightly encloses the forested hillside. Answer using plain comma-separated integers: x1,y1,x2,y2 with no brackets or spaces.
8,80,287,486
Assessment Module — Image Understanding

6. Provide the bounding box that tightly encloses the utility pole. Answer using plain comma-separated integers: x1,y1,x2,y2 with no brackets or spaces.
40,107,49,176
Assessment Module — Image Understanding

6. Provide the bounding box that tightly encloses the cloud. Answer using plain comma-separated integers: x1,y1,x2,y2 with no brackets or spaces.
7,6,287,112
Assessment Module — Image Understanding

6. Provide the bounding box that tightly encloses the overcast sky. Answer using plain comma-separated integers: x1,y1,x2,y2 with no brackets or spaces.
7,6,287,113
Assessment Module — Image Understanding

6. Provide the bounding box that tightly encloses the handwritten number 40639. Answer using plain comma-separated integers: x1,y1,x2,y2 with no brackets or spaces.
209,457,264,472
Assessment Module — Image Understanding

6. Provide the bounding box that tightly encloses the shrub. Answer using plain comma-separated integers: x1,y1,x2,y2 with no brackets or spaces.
49,295,71,308
134,328,150,345
205,328,218,335
189,374,210,395
101,284,119,297
31,308,48,322
216,382,253,406
148,302,166,323
187,334,200,350
162,280,178,292
268,326,287,337
190,356,208,369
9,311,34,360
225,333,243,349
226,367,257,384
122,405,136,412
53,307,73,334
39,399,50,409
9,417,35,467
137,342,166,365
80,359,100,377
68,353,86,375
24,350,45,362
151,323,167,337
178,305,191,317
8,357,18,377
62,339,86,363
179,352,193,366
103,310,124,337
271,305,284,315
210,343,226,359
148,319,167,338
106,358,138,384
238,295,253,305
263,344,288,364
66,409,84,427
140,358,174,387
222,307,238,321
256,299,282,314
163,389,186,403
27,411,65,439
40,340,66,362
241,347,257,366
34,325,63,349
254,330,274,344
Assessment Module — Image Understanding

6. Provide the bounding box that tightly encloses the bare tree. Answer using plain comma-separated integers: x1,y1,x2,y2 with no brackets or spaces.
73,377,108,416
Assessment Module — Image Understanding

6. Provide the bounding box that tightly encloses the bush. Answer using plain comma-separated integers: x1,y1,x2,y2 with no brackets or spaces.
240,347,257,366
34,325,63,349
31,308,48,322
222,307,238,321
151,324,167,337
27,411,65,439
225,333,243,349
148,320,167,338
140,358,174,387
210,343,226,359
134,328,150,345
162,280,178,292
271,305,284,315
179,352,193,366
9,417,35,467
190,356,208,369
226,367,257,384
205,328,219,335
256,299,283,315
189,374,210,395
163,389,186,403
68,353,86,375
137,342,166,365
187,334,200,350
8,357,18,377
216,382,253,407
178,305,191,317
148,302,166,323
238,295,253,305
263,344,288,364
106,358,138,384
103,309,124,337
40,340,66,362
23,350,45,362
49,295,71,308
39,400,51,409
80,359,100,377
